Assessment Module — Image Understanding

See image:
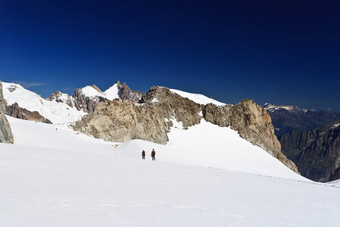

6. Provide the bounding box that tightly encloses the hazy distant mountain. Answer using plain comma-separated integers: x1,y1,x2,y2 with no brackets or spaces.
264,103,340,182
280,121,340,182
263,103,340,138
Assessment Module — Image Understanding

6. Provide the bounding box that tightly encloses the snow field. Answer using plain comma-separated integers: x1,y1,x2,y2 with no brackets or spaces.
117,119,306,181
1,117,340,226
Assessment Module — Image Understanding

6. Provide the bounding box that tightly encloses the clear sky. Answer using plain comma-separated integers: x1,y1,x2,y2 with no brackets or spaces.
1,0,339,111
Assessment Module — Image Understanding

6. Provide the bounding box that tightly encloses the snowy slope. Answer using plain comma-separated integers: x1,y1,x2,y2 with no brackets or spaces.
2,82,85,124
170,88,225,106
8,116,302,180
117,119,304,180
103,84,119,100
1,117,340,226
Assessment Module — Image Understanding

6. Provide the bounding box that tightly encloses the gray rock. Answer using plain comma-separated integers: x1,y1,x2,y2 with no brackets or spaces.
0,81,14,143
117,81,144,102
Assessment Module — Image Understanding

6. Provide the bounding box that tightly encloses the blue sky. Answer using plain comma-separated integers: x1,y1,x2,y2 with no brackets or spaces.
1,0,340,111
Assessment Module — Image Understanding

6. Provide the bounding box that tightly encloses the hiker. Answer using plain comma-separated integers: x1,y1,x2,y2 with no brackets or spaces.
151,149,156,161
142,150,146,159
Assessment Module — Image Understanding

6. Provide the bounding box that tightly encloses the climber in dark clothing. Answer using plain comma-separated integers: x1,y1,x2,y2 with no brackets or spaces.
151,149,156,160
142,150,146,159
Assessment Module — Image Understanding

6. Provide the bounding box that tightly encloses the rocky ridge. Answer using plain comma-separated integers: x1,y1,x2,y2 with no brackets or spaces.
49,81,144,114
74,86,298,173
0,81,14,143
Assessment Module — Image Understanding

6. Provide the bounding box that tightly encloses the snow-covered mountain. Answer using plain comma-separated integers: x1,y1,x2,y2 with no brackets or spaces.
263,103,306,113
2,81,226,125
64,82,142,113
75,84,120,101
2,82,85,124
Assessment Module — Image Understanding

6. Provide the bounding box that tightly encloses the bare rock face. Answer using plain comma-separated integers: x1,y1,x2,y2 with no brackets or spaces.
0,81,14,143
74,99,170,144
117,81,144,102
6,102,52,124
203,99,299,173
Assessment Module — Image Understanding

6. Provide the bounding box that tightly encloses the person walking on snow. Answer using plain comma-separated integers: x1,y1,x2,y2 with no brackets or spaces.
142,150,146,159
151,149,156,161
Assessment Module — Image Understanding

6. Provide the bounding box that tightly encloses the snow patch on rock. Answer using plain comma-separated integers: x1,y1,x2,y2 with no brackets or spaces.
170,88,225,106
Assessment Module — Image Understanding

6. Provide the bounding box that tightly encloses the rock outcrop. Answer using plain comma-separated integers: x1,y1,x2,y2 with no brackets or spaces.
48,91,76,108
0,81,14,143
75,99,169,144
74,86,201,144
6,102,52,124
281,122,340,182
203,99,298,173
74,86,298,173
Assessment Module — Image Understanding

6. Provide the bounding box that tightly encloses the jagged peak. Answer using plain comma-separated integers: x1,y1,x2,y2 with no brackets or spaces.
91,84,102,93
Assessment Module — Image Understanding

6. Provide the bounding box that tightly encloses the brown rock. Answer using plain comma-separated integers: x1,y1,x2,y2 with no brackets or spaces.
6,102,52,124
203,99,299,173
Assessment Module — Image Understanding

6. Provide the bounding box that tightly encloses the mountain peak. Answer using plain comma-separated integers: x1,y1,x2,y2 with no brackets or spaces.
263,103,303,113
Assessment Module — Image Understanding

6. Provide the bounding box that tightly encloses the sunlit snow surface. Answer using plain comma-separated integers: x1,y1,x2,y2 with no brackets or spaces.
1,117,340,226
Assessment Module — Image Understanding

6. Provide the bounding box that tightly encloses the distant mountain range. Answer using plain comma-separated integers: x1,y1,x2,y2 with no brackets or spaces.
280,121,340,182
263,103,340,138
264,103,340,182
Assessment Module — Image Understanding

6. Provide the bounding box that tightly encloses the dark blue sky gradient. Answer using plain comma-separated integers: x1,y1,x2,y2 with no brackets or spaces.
1,0,340,111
